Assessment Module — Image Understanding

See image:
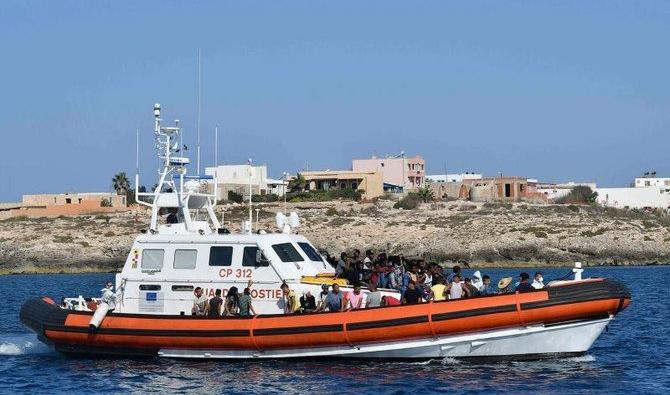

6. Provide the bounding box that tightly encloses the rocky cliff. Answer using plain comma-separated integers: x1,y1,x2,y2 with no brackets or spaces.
1,200,669,274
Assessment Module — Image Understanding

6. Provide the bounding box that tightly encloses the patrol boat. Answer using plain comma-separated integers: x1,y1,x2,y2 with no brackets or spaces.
20,104,631,360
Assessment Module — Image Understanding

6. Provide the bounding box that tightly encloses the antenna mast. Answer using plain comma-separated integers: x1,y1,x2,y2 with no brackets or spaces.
196,48,202,176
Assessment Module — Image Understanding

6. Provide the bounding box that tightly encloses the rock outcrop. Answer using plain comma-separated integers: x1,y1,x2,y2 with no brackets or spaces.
1,201,669,274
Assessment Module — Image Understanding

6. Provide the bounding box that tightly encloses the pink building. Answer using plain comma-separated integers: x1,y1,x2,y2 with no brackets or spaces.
352,155,425,191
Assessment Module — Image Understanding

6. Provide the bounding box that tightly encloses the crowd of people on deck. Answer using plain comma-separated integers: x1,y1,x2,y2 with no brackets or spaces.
191,249,547,316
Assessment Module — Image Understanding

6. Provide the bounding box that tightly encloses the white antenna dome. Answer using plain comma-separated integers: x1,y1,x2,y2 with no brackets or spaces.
288,212,300,228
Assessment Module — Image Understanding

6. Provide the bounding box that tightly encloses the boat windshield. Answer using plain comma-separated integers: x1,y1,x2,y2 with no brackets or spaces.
297,242,323,262
272,243,305,263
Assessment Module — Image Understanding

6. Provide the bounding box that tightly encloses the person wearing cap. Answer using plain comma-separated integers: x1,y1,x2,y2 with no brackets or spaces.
316,284,330,311
515,272,534,293
497,277,513,294
532,272,545,289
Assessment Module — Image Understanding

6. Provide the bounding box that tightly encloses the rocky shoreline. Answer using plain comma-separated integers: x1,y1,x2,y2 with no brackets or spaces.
1,200,669,275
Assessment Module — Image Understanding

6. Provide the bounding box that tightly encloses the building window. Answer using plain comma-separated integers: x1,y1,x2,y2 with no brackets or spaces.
340,182,346,189
65,198,71,204
173,249,197,269
380,163,384,167
351,182,357,189
645,181,650,186
504,184,512,198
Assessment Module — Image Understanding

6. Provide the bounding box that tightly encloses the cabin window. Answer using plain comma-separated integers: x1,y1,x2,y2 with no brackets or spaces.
171,285,194,292
139,284,161,291
272,243,305,263
141,249,164,271
173,249,198,269
209,246,233,266
297,242,322,262
242,246,269,267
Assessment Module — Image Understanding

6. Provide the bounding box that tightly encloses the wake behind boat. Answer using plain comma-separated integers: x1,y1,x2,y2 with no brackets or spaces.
20,104,631,360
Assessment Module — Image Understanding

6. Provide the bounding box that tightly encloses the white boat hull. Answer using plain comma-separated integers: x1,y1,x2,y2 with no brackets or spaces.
158,316,612,360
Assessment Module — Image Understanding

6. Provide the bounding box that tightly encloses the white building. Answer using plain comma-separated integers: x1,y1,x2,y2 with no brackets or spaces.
596,187,670,210
634,176,670,188
205,165,268,198
426,173,483,183
266,178,288,197
536,182,597,202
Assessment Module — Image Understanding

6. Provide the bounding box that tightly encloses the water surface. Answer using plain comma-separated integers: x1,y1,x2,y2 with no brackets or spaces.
1,267,668,394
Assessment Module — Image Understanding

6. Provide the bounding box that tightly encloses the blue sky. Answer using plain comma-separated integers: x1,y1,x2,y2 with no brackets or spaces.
1,1,669,201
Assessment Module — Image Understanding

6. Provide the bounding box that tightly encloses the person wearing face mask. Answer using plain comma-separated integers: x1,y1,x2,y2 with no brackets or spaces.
532,272,545,289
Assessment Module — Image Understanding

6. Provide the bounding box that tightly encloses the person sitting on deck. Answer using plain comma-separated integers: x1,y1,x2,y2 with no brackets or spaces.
480,275,495,295
300,291,317,313
205,289,223,317
191,287,208,316
464,277,479,297
498,277,513,294
344,283,366,311
316,284,330,311
515,272,534,293
224,286,240,316
402,280,423,305
446,265,462,284
431,277,447,301
238,286,256,316
532,272,545,289
280,282,300,314
366,282,382,308
325,283,344,312
445,274,470,300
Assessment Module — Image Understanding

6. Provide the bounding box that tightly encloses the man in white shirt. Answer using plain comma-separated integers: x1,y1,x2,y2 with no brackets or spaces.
532,272,545,289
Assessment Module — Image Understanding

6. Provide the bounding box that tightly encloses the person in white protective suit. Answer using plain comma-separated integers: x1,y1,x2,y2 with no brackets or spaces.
89,281,124,332
101,281,123,310
471,270,484,291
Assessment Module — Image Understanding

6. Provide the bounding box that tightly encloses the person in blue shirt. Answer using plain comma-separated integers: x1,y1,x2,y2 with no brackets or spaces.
515,272,534,293
480,275,496,295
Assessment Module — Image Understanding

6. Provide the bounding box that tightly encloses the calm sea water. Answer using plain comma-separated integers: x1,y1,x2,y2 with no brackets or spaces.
1,267,668,394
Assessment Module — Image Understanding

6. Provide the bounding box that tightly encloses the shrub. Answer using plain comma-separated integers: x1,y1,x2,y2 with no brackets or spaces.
555,186,598,205
534,231,548,238
228,191,244,204
251,193,279,203
325,207,338,216
286,188,361,202
394,193,421,210
417,187,434,203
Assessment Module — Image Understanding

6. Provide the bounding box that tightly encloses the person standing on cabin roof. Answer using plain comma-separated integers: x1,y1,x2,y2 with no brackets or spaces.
325,283,344,312
316,284,330,311
281,282,300,314
366,282,382,308
516,273,534,293
238,281,256,316
205,289,223,317
336,252,348,277
191,287,208,316
344,283,365,311
532,272,545,289
363,249,374,270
